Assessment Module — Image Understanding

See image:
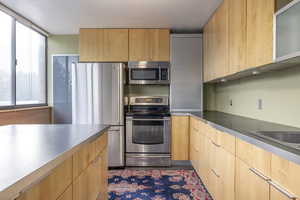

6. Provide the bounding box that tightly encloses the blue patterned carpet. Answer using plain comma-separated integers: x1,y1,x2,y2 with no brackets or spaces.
108,169,212,200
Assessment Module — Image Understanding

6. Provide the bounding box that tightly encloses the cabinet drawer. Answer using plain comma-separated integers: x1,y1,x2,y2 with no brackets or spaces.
73,141,95,179
216,130,236,155
17,157,73,200
236,138,271,176
271,154,300,198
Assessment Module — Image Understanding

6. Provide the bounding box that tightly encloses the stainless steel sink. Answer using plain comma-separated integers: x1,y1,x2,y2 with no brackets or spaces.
253,131,300,149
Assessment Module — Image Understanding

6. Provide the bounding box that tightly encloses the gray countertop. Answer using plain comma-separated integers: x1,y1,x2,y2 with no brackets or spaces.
0,124,110,200
172,111,300,166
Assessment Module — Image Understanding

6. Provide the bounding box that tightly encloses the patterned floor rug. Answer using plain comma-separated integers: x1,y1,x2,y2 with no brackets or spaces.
108,169,212,200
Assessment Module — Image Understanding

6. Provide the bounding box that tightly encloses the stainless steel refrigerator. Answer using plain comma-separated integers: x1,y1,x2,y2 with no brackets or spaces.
72,62,125,167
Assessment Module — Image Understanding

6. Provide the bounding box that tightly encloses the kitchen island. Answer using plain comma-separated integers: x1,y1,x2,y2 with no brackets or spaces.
0,124,109,200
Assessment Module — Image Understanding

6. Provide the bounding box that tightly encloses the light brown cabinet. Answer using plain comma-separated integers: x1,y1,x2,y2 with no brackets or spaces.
171,116,190,160
213,0,229,78
188,117,235,200
246,0,274,69
16,158,73,200
235,157,270,200
79,29,129,62
129,29,170,61
16,132,108,200
208,130,235,200
177,115,300,200
203,0,275,82
270,154,300,199
228,0,246,74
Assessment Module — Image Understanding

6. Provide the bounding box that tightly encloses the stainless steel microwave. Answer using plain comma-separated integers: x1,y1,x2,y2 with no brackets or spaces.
128,61,170,85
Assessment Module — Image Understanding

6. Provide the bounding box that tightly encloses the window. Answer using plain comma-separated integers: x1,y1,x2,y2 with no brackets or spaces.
16,22,46,105
0,11,13,106
0,10,47,108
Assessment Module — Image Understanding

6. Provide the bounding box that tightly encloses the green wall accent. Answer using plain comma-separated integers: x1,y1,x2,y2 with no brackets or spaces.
47,35,79,106
205,66,300,128
125,85,169,97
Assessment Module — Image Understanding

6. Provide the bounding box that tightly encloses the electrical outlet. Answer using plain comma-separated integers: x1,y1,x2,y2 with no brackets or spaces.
258,99,263,110
230,99,233,106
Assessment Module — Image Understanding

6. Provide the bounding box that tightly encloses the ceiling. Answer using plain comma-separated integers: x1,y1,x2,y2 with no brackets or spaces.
0,0,222,35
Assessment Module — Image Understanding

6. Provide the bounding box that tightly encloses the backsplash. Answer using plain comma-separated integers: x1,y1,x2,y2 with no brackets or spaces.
204,66,300,128
125,85,169,97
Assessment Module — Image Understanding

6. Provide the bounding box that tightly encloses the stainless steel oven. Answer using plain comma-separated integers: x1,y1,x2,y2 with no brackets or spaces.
128,61,170,85
125,96,171,166
126,117,170,153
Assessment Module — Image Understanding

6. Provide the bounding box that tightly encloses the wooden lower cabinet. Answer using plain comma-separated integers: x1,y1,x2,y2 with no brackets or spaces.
171,116,189,160
17,158,73,200
73,136,108,200
270,154,300,199
235,158,270,200
73,163,97,200
98,149,108,200
208,140,235,200
16,132,108,200
57,186,72,200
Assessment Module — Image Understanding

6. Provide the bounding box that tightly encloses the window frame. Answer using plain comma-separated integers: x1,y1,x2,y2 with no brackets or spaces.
0,11,48,110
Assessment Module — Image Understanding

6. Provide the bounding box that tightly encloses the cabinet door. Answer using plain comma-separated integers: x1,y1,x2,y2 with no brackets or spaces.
80,29,104,62
73,142,95,179
236,138,271,177
73,162,98,200
271,154,300,198
213,0,229,78
203,23,209,82
229,0,246,74
235,158,270,200
171,116,190,160
17,158,73,200
203,18,214,82
246,0,274,68
102,29,129,61
219,148,235,200
129,29,170,61
80,29,129,62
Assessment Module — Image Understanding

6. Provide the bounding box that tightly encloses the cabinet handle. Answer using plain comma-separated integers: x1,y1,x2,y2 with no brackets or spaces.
249,168,270,181
211,169,220,178
211,140,221,148
268,180,297,200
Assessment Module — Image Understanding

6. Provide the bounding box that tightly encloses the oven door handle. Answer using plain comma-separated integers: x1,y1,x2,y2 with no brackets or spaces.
128,118,170,121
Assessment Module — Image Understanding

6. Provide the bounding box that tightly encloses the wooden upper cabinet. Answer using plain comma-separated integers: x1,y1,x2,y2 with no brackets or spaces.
246,0,274,69
229,0,246,74
129,29,170,61
213,0,229,78
79,29,129,62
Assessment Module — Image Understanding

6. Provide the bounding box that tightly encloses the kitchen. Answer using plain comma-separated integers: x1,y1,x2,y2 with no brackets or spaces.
1,0,300,199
